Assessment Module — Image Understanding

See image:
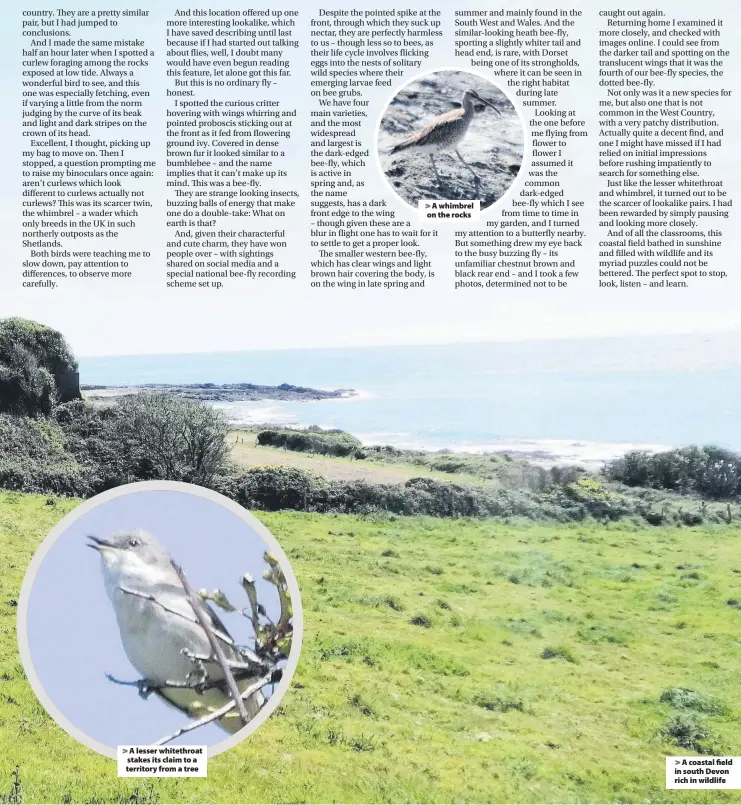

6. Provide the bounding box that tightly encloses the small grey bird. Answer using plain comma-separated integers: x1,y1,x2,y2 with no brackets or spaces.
88,529,265,734
389,88,502,184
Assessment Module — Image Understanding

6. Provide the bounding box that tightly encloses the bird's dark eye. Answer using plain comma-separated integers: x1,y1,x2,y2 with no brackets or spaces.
129,538,140,548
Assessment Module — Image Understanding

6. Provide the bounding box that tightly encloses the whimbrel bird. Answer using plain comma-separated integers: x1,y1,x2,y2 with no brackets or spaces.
389,89,501,185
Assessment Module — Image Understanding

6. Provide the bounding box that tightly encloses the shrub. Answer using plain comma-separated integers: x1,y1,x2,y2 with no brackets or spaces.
0,456,93,497
362,444,405,459
659,688,728,715
109,394,232,486
256,427,363,457
607,445,741,500
0,414,66,458
234,466,330,511
0,414,93,496
472,691,525,712
659,713,716,753
50,400,126,489
540,645,578,663
23,395,233,492
0,318,79,416
558,477,635,521
0,346,57,417
226,467,600,520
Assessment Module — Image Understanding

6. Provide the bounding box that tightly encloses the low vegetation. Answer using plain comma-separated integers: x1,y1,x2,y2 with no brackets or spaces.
255,427,582,491
0,317,738,530
1,494,739,802
1,318,739,802
0,395,231,497
0,400,738,527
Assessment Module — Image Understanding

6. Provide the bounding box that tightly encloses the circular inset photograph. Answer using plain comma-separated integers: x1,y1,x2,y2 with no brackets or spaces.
378,69,524,209
17,481,302,757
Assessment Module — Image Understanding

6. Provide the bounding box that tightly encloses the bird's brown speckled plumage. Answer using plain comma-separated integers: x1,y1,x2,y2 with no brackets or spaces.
388,89,502,184
390,106,476,154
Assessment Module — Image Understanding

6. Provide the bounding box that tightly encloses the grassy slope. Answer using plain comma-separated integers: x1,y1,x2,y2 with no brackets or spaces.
228,430,479,486
0,491,740,804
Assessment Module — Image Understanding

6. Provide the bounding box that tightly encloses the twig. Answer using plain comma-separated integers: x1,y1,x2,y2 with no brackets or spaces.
106,672,222,698
171,562,251,728
153,674,273,746
181,646,271,674
263,552,293,657
198,587,236,612
240,573,262,637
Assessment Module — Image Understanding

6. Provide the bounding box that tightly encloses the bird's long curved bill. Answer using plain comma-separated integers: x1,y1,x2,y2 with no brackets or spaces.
479,97,502,116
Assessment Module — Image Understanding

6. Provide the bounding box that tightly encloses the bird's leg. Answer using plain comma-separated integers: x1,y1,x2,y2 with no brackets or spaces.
455,149,480,183
429,154,443,185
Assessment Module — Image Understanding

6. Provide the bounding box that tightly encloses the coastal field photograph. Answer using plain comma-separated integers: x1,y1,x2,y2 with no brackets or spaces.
0,317,740,803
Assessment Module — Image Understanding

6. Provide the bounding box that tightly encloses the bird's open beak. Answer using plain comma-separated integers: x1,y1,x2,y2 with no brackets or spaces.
479,97,502,116
87,535,116,552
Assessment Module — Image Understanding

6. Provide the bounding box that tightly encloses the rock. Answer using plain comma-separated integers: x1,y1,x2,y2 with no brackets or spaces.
82,382,356,403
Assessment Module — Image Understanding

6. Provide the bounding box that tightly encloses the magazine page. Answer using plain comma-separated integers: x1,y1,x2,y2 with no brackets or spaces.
1,0,739,802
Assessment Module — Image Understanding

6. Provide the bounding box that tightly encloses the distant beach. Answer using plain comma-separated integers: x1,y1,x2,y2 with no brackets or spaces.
78,335,741,468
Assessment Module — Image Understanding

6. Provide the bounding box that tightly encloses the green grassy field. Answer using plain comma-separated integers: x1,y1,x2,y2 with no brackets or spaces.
1,491,740,803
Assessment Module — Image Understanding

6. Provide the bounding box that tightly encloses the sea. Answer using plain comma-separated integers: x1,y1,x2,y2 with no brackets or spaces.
78,334,741,469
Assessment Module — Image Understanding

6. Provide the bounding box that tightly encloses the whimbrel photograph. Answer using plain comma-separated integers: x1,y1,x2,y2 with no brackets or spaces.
378,70,524,209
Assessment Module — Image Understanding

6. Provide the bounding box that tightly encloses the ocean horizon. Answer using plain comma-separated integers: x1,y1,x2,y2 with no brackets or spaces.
78,335,741,468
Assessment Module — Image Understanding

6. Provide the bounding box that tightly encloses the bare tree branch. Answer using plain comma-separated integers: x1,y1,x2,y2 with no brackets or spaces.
106,673,221,698
171,561,250,728
181,648,270,675
109,554,292,744
260,552,293,659
152,674,273,747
